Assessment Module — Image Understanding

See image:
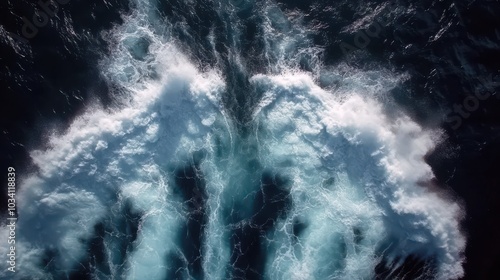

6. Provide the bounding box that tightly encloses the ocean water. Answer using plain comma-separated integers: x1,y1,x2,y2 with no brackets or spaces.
1,0,499,279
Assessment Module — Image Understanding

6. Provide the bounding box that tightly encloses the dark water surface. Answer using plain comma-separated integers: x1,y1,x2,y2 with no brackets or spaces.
1,0,499,279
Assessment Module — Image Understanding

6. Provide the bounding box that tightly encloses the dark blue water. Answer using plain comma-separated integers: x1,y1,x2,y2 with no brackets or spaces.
1,0,499,279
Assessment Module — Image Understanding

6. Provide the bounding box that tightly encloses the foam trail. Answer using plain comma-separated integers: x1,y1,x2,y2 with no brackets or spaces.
248,72,465,279
0,1,229,277
0,0,466,279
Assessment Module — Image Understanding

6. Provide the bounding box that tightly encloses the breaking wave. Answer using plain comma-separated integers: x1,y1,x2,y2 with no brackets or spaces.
1,0,465,279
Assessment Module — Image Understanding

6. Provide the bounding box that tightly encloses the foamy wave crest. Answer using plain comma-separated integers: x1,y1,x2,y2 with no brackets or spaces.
250,72,465,279
0,0,465,279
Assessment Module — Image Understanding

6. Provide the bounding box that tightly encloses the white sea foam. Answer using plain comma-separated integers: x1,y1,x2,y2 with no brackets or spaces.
0,0,465,279
250,72,465,279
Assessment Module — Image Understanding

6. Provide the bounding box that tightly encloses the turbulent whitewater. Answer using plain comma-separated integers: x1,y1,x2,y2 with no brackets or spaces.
0,0,465,279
